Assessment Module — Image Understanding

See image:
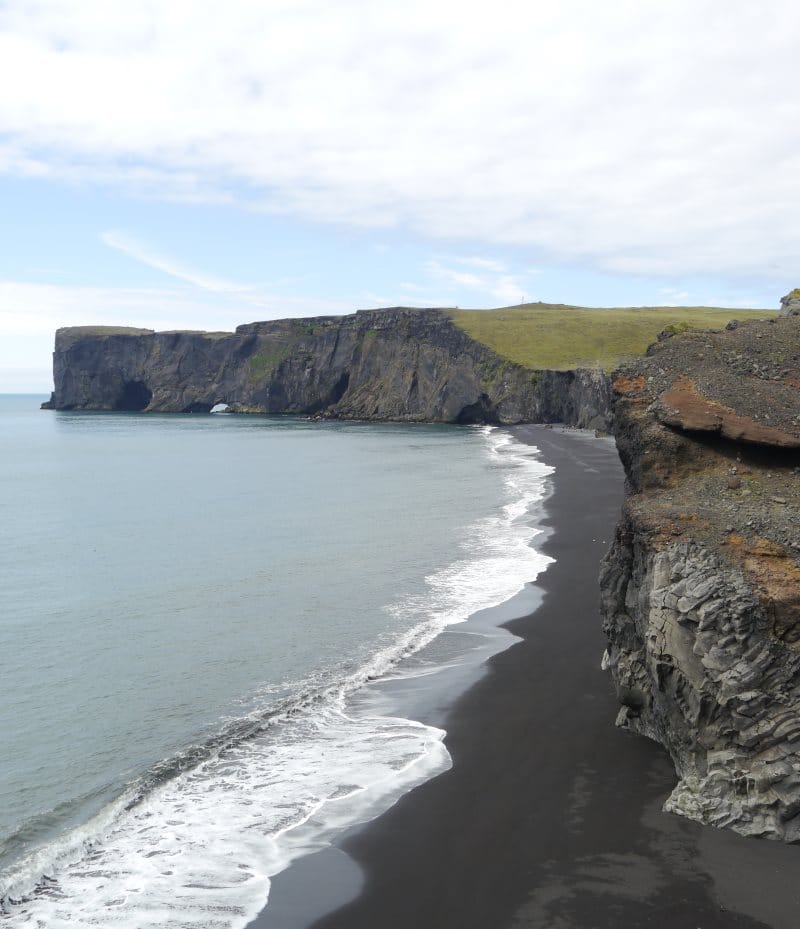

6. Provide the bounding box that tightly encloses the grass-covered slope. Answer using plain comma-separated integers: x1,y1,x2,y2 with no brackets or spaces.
448,304,774,371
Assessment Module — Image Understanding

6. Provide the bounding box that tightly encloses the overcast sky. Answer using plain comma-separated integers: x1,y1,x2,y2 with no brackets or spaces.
1,0,798,390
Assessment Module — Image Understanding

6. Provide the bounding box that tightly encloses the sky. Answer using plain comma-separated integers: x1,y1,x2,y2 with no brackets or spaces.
1,1,799,391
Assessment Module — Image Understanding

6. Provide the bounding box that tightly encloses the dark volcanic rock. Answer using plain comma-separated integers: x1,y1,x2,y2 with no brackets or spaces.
601,314,800,841
42,308,612,428
780,289,800,317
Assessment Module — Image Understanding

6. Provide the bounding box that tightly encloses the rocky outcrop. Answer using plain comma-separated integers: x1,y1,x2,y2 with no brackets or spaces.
779,289,800,317
601,315,800,840
655,378,800,449
42,308,612,428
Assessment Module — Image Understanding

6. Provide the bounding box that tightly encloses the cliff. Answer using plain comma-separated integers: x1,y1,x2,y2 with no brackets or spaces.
600,314,800,840
43,300,800,841
42,308,612,429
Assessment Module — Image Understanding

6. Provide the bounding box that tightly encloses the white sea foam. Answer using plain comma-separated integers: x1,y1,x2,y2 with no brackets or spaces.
2,427,554,928
3,705,448,928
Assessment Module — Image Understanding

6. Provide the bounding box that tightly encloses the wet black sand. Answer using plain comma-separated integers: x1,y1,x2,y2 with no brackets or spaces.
250,426,800,929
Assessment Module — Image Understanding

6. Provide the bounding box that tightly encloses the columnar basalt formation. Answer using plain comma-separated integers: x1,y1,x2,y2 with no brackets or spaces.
42,308,612,429
601,315,800,840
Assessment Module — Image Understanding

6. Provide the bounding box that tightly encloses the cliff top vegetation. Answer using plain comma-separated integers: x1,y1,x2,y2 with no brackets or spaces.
449,304,774,371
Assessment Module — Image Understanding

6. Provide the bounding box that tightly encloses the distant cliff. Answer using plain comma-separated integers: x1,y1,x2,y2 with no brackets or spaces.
42,308,612,429
601,314,800,840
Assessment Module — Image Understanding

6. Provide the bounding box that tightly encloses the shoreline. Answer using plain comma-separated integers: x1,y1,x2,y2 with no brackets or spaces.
250,425,800,929
247,426,555,928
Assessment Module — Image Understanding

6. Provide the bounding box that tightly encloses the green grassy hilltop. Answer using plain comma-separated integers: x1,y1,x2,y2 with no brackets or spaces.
448,303,774,371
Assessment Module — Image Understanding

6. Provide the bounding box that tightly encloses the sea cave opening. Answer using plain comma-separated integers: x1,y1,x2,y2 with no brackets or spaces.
115,380,152,412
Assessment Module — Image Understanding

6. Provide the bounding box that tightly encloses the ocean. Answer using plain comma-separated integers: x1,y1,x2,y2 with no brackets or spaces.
0,394,554,928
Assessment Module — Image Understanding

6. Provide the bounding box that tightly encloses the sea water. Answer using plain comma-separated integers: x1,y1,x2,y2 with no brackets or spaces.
0,395,554,927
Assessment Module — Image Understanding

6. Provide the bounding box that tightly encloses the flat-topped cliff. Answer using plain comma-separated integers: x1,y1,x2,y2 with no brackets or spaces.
42,308,611,429
601,314,800,840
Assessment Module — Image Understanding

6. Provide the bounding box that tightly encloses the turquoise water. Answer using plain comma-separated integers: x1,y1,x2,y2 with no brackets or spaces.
0,395,553,927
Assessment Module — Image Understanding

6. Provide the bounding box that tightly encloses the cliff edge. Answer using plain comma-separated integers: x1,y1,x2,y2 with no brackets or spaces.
601,314,800,840
41,308,611,429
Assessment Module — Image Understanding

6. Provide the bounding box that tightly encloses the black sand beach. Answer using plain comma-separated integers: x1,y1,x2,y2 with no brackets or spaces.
251,426,800,929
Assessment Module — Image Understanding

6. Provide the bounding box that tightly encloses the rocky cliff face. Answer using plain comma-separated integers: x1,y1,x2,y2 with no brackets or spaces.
780,288,800,317
42,308,612,428
601,315,800,840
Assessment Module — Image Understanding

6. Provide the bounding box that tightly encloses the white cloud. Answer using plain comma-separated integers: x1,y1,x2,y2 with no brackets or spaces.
396,282,454,306
658,287,691,305
450,256,509,273
0,2,799,280
428,263,485,291
426,260,529,306
102,231,247,294
101,231,348,316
